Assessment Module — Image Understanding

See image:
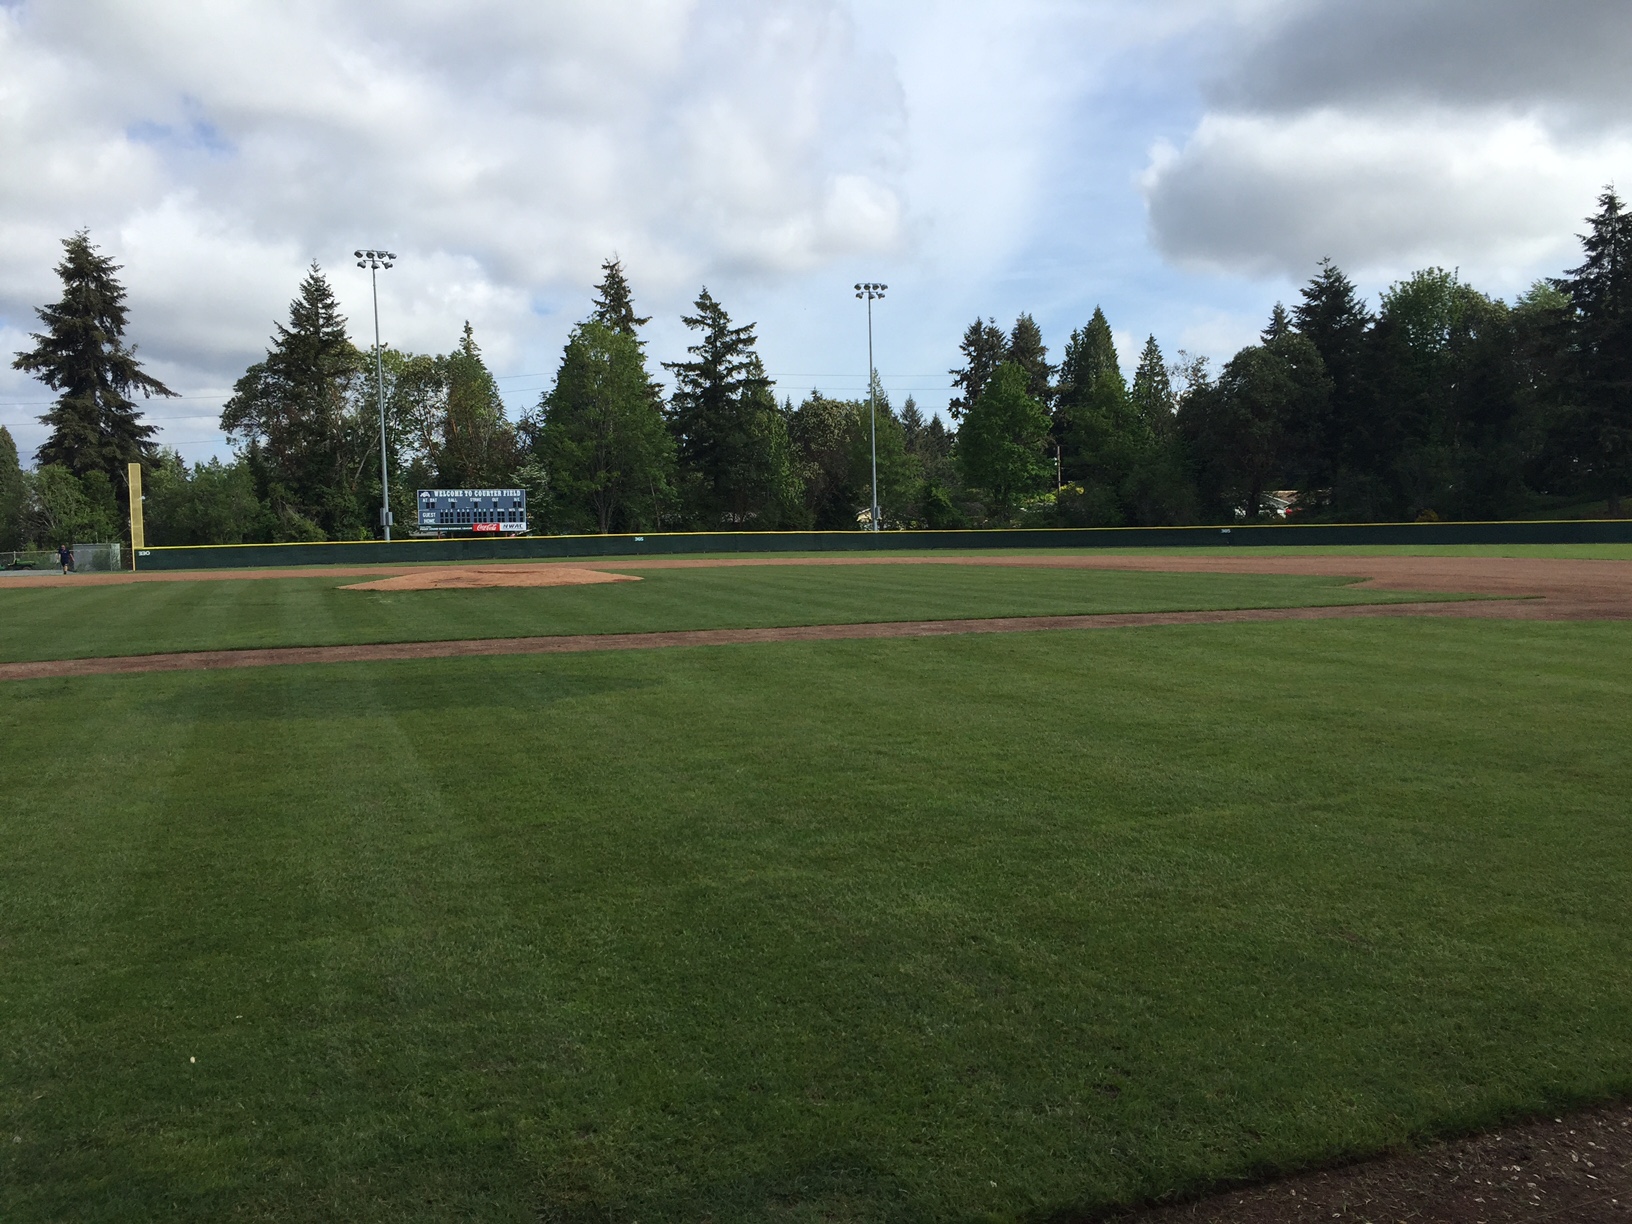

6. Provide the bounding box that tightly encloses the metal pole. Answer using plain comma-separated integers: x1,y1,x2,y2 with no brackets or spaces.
867,294,878,533
372,263,390,542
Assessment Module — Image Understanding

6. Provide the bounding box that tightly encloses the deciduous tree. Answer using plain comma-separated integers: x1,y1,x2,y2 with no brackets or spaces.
957,362,1050,518
0,426,25,550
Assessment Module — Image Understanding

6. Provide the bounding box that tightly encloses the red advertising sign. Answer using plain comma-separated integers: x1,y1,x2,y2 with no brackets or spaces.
471,522,501,533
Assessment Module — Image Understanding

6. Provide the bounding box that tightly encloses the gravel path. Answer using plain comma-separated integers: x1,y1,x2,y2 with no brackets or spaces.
1122,1100,1630,1223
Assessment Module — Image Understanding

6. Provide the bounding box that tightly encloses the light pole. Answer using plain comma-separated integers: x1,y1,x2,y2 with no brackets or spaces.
356,249,396,540
854,282,886,531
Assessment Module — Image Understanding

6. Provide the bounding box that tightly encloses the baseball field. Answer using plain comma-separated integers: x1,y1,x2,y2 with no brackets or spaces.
3,546,1630,1221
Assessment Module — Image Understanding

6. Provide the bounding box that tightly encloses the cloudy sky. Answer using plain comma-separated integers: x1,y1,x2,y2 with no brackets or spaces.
2,0,1628,464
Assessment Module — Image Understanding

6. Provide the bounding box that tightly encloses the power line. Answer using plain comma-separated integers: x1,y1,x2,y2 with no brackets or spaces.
0,391,233,407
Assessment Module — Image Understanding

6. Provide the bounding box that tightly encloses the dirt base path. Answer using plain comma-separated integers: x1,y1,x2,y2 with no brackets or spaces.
1122,1099,1631,1223
341,565,640,590
0,595,1604,683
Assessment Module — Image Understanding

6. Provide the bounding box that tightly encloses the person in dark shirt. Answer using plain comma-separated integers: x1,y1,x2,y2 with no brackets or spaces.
58,542,73,574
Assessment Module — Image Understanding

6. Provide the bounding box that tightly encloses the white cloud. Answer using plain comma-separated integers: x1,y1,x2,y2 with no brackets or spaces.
1140,0,1632,291
1142,109,1632,286
0,0,910,457
9,0,1622,463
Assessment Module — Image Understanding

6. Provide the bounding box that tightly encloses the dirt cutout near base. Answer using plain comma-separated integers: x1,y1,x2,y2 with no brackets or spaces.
340,565,640,591
1119,1099,1631,1224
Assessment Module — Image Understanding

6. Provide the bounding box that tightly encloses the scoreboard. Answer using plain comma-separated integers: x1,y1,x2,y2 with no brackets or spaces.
416,488,528,534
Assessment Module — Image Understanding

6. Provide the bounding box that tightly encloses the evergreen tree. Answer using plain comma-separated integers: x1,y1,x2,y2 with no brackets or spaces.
899,395,927,452
663,289,802,527
435,322,517,487
590,257,652,336
221,264,367,540
0,426,25,549
956,362,1050,518
13,231,175,487
1007,313,1053,406
1129,335,1174,434
1552,188,1632,514
1054,308,1137,513
1293,259,1371,375
1055,308,1125,424
1292,258,1372,501
1261,303,1292,343
1096,332,1197,525
947,318,1007,421
537,320,675,533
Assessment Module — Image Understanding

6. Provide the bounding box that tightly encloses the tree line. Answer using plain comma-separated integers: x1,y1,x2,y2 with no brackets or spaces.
5,191,1629,550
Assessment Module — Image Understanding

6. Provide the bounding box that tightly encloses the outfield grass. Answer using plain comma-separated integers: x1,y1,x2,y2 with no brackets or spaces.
0,564,1459,662
3,619,1630,1222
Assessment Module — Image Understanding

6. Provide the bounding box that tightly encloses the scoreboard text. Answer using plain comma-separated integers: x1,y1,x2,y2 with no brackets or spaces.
416,488,528,534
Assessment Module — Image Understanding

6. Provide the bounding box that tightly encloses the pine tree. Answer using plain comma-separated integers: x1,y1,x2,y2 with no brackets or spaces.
1293,260,1371,371
13,231,175,485
1552,188,1632,513
1054,307,1131,481
947,318,1008,421
1291,259,1371,501
590,257,652,336
1007,313,1053,406
1130,335,1174,434
1055,308,1125,413
899,395,927,452
1120,337,1197,527
663,289,802,526
537,320,675,533
436,322,517,487
221,264,366,539
1261,303,1292,343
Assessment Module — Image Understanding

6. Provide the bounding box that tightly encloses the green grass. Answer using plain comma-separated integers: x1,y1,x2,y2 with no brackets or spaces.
0,564,1462,662
3,619,1631,1221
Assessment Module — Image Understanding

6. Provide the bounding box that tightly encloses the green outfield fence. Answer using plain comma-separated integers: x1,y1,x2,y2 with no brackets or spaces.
129,519,1632,571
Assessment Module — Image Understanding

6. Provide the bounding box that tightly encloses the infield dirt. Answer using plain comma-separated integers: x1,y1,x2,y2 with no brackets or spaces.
2,551,1630,619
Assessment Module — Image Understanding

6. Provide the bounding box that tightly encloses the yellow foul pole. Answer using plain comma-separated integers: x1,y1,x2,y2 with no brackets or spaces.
128,462,144,566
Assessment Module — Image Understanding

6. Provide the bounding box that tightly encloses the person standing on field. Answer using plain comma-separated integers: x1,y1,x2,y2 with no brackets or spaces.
57,542,72,574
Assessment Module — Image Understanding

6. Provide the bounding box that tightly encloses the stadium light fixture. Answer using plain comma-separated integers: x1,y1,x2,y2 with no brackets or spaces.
854,282,887,531
356,249,397,540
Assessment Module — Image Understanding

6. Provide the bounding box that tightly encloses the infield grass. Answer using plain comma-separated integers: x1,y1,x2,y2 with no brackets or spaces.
3,619,1630,1222
0,564,1460,662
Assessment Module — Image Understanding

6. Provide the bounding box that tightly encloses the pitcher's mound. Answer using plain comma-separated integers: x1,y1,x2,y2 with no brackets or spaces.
342,565,640,591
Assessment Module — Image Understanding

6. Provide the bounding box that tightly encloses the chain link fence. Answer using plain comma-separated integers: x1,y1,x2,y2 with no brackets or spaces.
0,544,124,573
